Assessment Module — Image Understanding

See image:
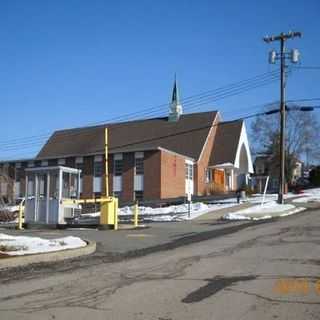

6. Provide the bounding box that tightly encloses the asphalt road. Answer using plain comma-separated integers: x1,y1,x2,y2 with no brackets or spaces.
1,207,320,319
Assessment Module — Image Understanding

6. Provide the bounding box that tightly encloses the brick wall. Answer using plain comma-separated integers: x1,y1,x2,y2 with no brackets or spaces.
160,150,185,199
82,156,94,199
144,151,161,200
194,114,220,196
122,153,134,202
4,112,221,203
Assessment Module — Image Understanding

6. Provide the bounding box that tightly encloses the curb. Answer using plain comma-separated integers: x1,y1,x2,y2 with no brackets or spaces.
278,206,306,217
0,239,96,270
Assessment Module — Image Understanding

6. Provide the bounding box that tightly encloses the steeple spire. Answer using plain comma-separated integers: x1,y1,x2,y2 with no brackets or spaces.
171,74,180,104
169,74,183,122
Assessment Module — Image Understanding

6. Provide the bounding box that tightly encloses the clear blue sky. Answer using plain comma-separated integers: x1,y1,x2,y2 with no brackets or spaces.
0,0,319,160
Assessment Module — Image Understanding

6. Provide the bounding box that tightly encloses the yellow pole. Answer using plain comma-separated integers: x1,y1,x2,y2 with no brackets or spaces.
18,204,23,230
105,127,109,197
134,201,139,227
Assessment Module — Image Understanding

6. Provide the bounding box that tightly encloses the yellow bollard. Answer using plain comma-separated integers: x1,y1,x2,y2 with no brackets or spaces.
133,202,139,227
17,204,23,230
114,197,118,230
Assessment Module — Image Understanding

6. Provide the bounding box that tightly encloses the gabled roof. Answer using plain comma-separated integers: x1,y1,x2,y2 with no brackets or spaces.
209,120,243,166
37,111,218,161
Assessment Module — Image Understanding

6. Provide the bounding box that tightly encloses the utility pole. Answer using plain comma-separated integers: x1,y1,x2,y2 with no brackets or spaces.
263,31,302,204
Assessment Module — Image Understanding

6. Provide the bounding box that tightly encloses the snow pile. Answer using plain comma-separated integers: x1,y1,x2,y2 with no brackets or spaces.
81,202,237,222
223,201,303,221
246,192,302,204
119,202,236,221
214,192,300,206
292,188,320,203
0,233,87,256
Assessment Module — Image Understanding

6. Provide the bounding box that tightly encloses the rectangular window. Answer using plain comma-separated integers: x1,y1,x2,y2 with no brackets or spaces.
94,162,103,177
134,191,144,202
28,161,35,168
75,157,84,164
58,158,66,166
114,159,123,176
93,162,102,193
135,158,144,175
41,160,48,167
76,163,84,193
49,174,58,198
205,168,212,183
27,178,34,197
39,174,47,197
14,182,20,198
113,154,123,192
185,163,189,179
15,168,24,182
185,163,193,180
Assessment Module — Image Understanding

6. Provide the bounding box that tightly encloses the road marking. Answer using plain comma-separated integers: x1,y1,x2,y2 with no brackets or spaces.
126,234,154,238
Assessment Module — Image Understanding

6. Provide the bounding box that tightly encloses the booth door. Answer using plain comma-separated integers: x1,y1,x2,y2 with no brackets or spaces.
35,174,48,223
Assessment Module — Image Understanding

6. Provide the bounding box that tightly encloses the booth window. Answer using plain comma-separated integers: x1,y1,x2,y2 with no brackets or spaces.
39,174,47,198
62,172,79,198
49,174,59,198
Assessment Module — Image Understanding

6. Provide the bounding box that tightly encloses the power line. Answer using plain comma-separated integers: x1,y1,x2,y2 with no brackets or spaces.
0,72,280,151
0,70,280,146
2,100,317,161
3,92,318,159
291,66,320,70
287,97,320,103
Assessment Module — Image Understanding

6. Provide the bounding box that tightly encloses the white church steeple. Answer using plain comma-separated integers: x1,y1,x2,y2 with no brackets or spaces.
169,75,183,122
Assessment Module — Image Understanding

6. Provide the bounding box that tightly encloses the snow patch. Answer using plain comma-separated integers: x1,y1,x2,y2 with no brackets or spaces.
292,188,320,203
0,233,87,256
223,201,302,221
81,202,237,222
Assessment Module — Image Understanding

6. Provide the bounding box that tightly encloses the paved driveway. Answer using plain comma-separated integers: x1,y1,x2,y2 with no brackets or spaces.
0,203,319,319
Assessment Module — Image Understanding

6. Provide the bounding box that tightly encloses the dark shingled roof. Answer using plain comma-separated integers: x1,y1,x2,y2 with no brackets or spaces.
37,111,218,161
209,120,243,166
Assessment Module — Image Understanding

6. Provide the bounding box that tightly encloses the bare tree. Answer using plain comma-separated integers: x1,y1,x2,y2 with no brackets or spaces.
251,104,320,180
0,167,14,205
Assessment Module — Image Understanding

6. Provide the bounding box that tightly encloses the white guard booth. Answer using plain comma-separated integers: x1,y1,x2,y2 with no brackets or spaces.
25,166,81,225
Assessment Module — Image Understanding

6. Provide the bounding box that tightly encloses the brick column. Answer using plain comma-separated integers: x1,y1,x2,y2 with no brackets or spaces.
122,153,134,202
82,156,94,199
